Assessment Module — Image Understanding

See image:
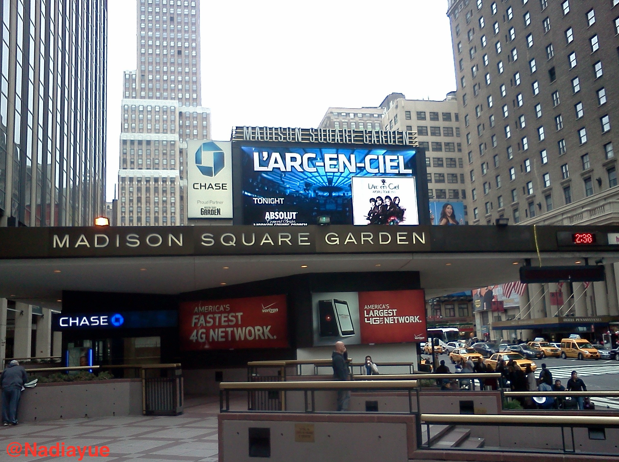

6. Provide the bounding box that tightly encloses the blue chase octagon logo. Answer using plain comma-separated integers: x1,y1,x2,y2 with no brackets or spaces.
195,141,225,177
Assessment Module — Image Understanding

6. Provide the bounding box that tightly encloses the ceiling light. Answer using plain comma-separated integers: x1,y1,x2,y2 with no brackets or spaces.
575,260,582,264
223,266,229,270
220,282,227,286
513,261,519,265
446,263,452,266
140,268,147,271
56,299,62,303
375,264,381,267
301,265,308,268
53,270,61,273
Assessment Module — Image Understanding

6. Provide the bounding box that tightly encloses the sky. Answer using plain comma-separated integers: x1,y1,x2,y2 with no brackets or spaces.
105,0,457,200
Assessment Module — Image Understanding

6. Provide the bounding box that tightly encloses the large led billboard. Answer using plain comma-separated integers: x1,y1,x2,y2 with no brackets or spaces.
187,140,233,219
429,200,466,226
237,143,425,226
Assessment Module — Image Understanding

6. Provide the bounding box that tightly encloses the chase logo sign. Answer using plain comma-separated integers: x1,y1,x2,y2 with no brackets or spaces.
53,310,177,330
195,141,225,177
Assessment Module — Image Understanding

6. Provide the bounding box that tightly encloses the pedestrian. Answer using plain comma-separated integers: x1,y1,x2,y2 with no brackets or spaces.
525,364,537,391
552,379,566,409
566,370,587,410
435,359,451,374
535,381,555,409
1,360,29,426
332,341,350,411
435,360,451,389
362,355,379,375
538,363,552,386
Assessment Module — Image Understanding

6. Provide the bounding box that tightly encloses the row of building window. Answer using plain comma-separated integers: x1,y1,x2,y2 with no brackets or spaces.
427,189,467,200
417,126,460,137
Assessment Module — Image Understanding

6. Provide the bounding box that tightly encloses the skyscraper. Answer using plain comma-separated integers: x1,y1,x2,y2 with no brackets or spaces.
447,0,619,340
116,0,210,227
0,0,107,227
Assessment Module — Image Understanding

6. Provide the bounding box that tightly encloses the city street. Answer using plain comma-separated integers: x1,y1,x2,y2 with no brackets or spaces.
422,354,619,409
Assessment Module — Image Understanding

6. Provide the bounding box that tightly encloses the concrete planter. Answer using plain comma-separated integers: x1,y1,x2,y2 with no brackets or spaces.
9,379,143,423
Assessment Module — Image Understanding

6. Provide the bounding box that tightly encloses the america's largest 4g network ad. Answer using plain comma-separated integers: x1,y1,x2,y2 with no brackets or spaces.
239,143,421,226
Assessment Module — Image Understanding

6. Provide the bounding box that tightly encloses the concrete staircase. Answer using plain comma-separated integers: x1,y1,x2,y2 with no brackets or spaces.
422,424,485,449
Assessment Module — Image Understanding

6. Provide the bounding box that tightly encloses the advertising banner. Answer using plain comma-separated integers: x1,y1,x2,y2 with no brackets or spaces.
239,144,419,226
179,295,288,350
472,285,521,312
187,140,233,219
351,177,418,225
429,200,466,226
312,290,426,347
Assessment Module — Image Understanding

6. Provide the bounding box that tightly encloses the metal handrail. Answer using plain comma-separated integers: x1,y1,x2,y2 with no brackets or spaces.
421,413,619,425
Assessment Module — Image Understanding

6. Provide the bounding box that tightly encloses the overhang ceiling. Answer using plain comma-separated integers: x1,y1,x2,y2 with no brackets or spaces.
0,250,613,310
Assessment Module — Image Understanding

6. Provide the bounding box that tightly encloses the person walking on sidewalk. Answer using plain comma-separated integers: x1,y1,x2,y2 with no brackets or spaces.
2,360,28,426
566,370,587,410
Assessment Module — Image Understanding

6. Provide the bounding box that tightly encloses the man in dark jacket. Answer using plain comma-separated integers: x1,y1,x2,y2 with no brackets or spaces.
332,341,350,411
2,360,28,425
538,363,553,386
566,370,587,410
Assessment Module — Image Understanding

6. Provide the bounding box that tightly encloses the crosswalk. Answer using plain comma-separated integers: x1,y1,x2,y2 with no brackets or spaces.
544,362,619,380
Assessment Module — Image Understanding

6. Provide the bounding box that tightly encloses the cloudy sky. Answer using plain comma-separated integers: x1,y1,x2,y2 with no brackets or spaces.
106,0,457,199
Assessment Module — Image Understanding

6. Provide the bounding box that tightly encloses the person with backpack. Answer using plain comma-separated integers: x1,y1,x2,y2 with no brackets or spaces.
538,363,553,386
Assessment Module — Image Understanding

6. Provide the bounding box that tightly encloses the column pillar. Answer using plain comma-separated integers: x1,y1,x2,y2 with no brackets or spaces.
0,299,7,367
593,281,609,316
35,309,52,358
13,302,32,359
52,332,63,359
519,285,531,319
544,283,555,318
605,263,619,316
573,283,587,317
529,283,545,319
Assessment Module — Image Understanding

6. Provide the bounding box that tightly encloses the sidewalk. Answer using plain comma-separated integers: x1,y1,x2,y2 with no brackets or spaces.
0,396,220,461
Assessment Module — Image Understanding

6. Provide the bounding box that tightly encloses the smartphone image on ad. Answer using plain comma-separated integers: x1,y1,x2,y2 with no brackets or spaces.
318,299,355,337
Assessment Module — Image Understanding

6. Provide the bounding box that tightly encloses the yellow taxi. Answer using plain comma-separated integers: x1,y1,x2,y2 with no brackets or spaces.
483,352,537,372
527,341,561,358
449,347,484,364
423,342,445,355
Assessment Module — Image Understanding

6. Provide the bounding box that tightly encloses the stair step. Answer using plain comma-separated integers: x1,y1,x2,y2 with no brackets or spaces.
458,436,486,449
432,428,471,448
421,424,451,446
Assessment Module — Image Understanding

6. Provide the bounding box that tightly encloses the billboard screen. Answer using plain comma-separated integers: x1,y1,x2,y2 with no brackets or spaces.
187,140,233,219
179,295,288,350
312,290,426,346
238,143,421,226
429,200,466,226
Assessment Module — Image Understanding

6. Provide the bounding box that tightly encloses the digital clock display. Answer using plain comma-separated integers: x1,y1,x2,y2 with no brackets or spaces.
572,233,596,244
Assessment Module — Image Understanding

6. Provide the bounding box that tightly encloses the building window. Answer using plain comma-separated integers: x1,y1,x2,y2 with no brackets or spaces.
430,126,442,136
509,27,516,41
417,126,428,136
568,52,577,69
435,173,445,183
510,167,516,180
430,112,439,121
514,72,521,86
584,177,593,197
543,173,551,188
517,94,524,107
417,112,426,120
524,158,531,172
561,163,569,179
503,105,509,118
505,125,511,139
565,27,574,44
559,141,567,157
512,47,518,61
494,154,500,167
575,102,584,119
432,142,443,152
562,0,570,15
405,111,411,120
526,34,533,48
472,188,477,201
496,175,502,188
532,81,539,96
481,35,487,47
535,103,542,118
498,195,504,208
519,115,527,129
598,88,607,105
582,153,591,170
609,168,618,187
511,189,518,202
564,186,572,204
538,126,545,141
586,9,596,26
507,146,514,159
513,209,520,224
601,115,611,133
496,41,502,54
552,91,560,107
522,136,529,151
433,157,445,168
594,61,603,78
546,43,554,59
540,0,548,9
442,112,452,122
555,115,564,131
523,12,531,26
500,84,507,97
571,77,580,93
578,127,587,144
545,194,553,211
474,208,479,220
540,149,548,165
529,59,537,73
605,142,615,160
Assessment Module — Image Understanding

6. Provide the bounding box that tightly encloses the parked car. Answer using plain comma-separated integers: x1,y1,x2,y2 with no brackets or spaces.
509,344,544,360
527,341,561,358
498,343,511,352
423,342,445,355
610,347,619,360
484,352,537,372
449,347,484,364
471,342,499,358
592,344,611,360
